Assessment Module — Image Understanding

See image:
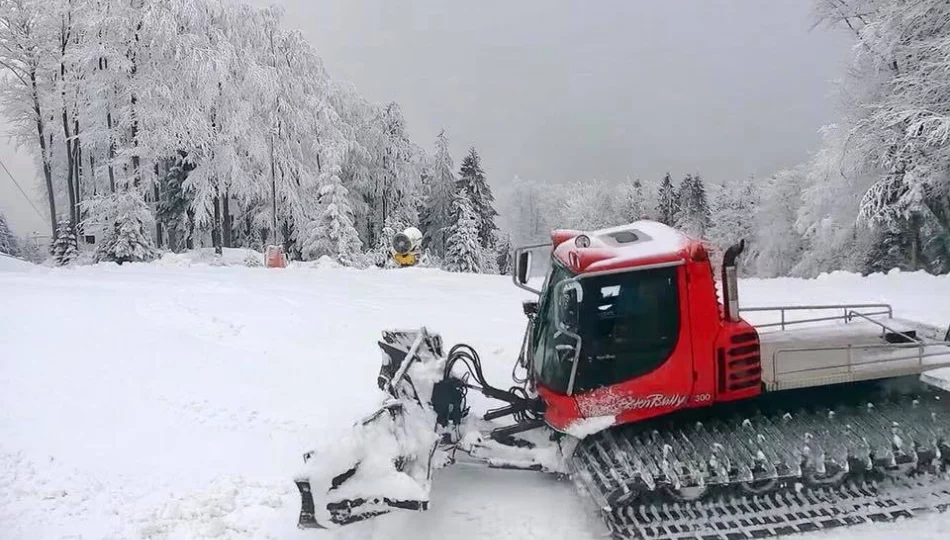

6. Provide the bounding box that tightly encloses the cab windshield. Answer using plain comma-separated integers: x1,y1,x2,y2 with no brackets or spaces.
532,263,681,394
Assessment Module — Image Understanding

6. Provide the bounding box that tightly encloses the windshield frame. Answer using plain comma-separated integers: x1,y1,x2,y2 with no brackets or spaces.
548,259,685,396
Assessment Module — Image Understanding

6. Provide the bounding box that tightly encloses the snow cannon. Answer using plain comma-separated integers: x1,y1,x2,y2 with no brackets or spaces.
264,245,287,268
391,227,422,267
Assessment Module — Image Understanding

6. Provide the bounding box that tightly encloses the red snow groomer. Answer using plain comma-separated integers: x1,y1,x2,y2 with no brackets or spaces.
295,220,950,539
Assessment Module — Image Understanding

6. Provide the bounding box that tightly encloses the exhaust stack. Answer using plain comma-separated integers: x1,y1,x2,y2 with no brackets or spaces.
721,239,745,322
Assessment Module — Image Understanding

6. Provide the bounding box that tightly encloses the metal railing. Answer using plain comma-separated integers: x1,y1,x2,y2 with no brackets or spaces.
768,310,950,384
846,310,916,341
740,303,893,331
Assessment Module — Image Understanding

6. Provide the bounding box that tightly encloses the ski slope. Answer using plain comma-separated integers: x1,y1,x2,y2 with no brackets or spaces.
1,258,950,540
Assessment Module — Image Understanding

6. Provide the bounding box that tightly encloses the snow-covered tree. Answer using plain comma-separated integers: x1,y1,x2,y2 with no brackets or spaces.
456,147,497,248
560,180,619,230
754,167,806,277
0,0,442,265
421,130,456,256
479,248,500,275
155,153,194,252
618,178,647,223
789,124,875,277
93,192,158,264
302,169,363,266
0,210,18,256
51,218,78,266
674,174,712,238
374,102,419,239
806,0,950,275
0,0,58,237
504,174,559,245
708,175,759,270
655,173,678,226
444,192,481,273
18,234,43,263
495,232,512,275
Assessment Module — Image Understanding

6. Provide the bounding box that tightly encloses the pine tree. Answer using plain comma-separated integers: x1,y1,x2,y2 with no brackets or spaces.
51,218,79,266
302,171,364,266
495,232,512,275
619,178,646,223
421,130,456,257
863,224,915,275
674,173,712,238
95,194,158,264
655,173,678,225
456,147,497,249
0,210,18,256
156,152,194,252
921,209,950,274
480,249,500,274
444,192,481,273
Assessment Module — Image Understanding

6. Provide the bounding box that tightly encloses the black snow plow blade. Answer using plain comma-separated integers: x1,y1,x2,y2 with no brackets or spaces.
293,329,449,529
295,444,429,529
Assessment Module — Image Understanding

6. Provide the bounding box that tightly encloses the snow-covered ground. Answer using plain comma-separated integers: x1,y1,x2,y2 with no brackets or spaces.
1,259,950,539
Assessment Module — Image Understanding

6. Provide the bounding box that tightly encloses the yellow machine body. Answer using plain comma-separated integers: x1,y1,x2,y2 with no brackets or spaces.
393,251,418,267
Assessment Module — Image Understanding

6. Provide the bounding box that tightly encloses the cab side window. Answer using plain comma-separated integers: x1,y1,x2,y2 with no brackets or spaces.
532,262,575,392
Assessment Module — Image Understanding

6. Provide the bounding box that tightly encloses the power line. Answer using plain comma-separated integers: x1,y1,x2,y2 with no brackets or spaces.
0,155,45,221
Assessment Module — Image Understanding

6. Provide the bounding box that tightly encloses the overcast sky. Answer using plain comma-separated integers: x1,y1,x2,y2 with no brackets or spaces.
0,0,853,235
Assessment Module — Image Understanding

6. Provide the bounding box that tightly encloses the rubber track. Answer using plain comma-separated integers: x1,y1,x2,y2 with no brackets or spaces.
605,476,950,540
571,394,950,508
568,392,950,539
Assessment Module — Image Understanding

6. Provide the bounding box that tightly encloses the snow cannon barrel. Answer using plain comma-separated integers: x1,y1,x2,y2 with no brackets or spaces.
721,239,744,322
391,227,422,266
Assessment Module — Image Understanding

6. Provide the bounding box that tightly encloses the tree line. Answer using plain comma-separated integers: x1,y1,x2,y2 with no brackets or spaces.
503,0,950,278
501,172,756,272
3,0,948,278
0,0,502,271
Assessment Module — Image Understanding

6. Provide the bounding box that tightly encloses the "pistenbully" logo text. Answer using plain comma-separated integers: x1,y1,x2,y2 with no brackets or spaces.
626,394,689,410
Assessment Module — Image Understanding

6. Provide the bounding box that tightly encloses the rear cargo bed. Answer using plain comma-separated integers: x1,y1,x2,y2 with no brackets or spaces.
757,317,950,391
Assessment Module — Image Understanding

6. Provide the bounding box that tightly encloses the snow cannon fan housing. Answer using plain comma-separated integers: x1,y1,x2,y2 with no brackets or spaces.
391,227,423,267
522,221,761,434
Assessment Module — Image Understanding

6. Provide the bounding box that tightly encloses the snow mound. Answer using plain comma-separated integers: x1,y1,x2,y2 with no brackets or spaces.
0,253,36,272
155,247,265,268
298,255,344,270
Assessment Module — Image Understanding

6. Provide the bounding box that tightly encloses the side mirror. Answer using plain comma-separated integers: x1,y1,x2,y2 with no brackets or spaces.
511,243,552,295
516,250,531,285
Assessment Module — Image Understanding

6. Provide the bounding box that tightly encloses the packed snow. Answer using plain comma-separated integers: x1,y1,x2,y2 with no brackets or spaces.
2,262,950,540
0,253,36,273
563,415,617,439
